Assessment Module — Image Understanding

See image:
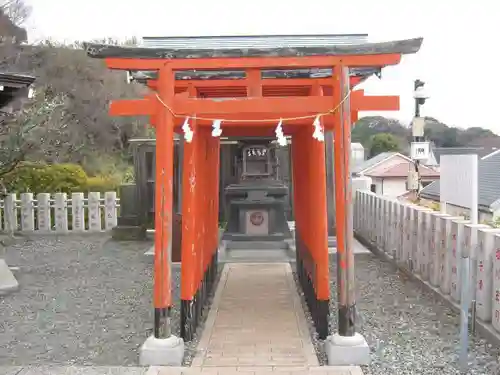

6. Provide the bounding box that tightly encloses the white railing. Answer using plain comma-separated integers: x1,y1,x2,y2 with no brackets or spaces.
0,191,120,234
354,190,500,335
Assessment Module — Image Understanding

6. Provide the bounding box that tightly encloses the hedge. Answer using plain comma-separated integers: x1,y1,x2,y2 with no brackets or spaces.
1,162,123,194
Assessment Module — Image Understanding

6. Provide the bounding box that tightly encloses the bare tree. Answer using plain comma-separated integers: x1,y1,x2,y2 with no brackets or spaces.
0,31,149,175
0,0,31,26
0,90,68,178
0,92,66,242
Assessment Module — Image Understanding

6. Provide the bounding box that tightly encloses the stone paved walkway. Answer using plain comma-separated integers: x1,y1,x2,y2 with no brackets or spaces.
154,262,364,374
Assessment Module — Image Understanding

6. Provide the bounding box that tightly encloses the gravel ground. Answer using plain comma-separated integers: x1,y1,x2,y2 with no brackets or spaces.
296,252,500,375
0,235,217,367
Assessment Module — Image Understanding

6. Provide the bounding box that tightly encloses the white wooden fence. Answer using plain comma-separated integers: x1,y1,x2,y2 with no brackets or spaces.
354,190,500,334
0,191,120,234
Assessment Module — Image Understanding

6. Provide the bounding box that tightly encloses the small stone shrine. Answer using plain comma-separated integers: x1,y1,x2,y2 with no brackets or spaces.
223,139,291,243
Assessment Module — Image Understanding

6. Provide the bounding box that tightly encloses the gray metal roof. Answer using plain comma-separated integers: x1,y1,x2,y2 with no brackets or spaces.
420,181,439,198
479,151,500,208
432,147,496,164
131,34,409,82
352,152,397,174
85,37,423,60
0,72,35,87
421,151,500,210
141,34,370,49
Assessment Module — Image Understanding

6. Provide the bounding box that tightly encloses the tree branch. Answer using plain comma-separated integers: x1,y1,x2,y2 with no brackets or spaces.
0,0,31,26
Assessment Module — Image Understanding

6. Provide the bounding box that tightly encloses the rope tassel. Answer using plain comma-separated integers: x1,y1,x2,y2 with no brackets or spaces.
212,119,222,137
275,119,287,146
312,115,324,142
182,117,194,143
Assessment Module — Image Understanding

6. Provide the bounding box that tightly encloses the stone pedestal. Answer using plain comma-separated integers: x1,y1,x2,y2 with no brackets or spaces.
492,234,500,333
0,259,18,296
476,228,500,321
222,180,291,242
139,335,184,366
325,333,370,366
112,184,147,241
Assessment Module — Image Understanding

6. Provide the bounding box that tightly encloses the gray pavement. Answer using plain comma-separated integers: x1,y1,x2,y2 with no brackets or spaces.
297,241,500,375
0,235,163,366
0,366,148,375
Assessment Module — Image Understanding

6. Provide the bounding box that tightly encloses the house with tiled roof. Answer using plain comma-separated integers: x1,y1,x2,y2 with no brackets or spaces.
423,145,498,169
0,9,34,117
420,150,500,221
0,72,35,115
353,152,439,197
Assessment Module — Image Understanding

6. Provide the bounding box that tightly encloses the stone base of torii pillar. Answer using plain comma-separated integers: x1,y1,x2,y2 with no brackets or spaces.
139,335,184,366
0,258,19,296
325,332,370,366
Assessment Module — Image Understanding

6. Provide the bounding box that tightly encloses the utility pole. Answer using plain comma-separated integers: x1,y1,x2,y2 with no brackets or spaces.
409,79,430,201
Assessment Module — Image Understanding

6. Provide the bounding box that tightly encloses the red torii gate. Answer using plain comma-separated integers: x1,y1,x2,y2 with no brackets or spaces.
85,35,422,348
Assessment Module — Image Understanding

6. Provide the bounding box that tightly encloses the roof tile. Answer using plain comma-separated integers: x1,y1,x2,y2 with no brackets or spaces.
352,152,397,174
367,162,439,178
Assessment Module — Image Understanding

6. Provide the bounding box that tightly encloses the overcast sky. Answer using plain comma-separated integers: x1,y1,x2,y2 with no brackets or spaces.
24,0,499,134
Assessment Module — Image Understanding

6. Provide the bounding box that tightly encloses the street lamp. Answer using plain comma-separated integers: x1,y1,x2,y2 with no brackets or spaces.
409,80,431,198
413,79,430,118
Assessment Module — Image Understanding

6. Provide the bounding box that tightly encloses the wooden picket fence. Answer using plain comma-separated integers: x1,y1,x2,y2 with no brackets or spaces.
0,191,120,234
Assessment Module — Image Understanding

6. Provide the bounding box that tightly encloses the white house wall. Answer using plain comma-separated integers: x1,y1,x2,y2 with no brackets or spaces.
371,177,408,198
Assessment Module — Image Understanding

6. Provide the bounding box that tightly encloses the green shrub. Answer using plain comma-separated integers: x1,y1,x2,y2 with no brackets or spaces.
428,202,440,211
38,164,88,193
83,154,133,178
490,216,500,228
1,162,45,193
85,175,121,193
2,162,130,195
2,162,88,194
121,165,135,183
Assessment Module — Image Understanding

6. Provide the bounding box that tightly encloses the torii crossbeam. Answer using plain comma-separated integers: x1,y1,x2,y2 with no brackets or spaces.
85,34,423,366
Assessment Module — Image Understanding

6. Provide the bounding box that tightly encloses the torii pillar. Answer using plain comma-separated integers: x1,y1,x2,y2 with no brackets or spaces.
325,131,336,242
139,65,185,366
325,66,370,365
325,89,394,242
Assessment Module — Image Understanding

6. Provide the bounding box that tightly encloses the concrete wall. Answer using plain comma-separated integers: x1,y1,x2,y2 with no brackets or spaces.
354,190,500,336
351,143,365,168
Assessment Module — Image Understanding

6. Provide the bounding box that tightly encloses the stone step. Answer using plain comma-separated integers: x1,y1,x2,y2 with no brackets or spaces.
222,233,289,242
225,240,288,250
328,236,337,248
220,247,295,263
